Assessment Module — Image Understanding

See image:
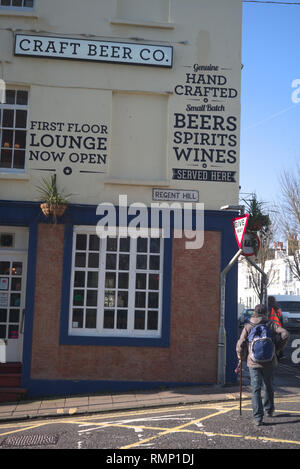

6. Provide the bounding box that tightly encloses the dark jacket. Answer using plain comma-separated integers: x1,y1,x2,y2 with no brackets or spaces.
236,314,290,368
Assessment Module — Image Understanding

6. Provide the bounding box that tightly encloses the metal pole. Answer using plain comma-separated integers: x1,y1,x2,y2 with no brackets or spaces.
218,248,243,386
245,256,268,308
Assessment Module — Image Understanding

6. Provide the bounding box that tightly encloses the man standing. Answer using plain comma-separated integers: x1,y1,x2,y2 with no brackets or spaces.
236,304,289,426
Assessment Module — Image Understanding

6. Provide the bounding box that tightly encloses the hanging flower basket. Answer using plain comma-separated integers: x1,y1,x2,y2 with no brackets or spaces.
247,217,267,232
40,203,67,218
242,194,272,257
36,175,71,220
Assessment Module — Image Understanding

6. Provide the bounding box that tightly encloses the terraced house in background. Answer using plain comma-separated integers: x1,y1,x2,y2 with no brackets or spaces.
0,0,242,399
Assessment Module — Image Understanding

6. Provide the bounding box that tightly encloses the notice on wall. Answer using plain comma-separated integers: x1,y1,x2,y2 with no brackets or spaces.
171,64,239,184
0,278,9,291
0,292,8,308
15,34,173,68
28,120,109,177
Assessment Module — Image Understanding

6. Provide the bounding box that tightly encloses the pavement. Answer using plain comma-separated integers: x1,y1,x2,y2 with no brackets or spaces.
0,382,299,424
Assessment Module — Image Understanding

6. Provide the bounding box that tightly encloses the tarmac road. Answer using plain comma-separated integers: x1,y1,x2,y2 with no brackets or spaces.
0,395,299,451
0,330,298,452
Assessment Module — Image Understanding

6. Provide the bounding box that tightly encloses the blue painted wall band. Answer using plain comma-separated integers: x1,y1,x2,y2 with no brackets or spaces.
0,200,238,395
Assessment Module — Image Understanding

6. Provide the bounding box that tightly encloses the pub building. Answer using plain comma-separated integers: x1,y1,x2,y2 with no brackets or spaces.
0,0,242,399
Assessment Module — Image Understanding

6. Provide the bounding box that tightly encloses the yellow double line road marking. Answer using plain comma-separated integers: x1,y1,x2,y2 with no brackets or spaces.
121,406,237,449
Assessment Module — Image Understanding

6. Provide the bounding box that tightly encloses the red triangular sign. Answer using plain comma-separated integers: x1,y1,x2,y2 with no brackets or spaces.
232,214,249,249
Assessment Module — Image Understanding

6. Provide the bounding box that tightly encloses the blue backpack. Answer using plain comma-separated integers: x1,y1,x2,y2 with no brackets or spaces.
248,321,275,363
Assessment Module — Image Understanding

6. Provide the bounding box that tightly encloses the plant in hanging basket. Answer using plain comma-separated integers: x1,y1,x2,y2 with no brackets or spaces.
36,175,71,218
243,193,271,233
242,193,271,256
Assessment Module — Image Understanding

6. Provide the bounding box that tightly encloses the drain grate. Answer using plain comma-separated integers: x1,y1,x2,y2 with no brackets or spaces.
1,434,59,447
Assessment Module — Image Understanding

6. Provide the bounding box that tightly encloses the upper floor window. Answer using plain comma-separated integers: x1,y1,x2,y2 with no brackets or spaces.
0,0,34,8
0,89,28,171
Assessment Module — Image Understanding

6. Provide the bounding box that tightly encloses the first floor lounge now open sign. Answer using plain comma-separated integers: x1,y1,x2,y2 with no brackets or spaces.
14,34,173,68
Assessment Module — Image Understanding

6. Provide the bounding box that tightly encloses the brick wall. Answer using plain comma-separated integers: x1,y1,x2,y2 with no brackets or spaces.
31,225,221,384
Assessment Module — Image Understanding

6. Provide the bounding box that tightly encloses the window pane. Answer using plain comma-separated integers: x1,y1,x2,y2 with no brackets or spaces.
150,255,160,270
5,90,15,105
106,254,116,270
88,253,99,268
120,237,130,252
15,110,27,128
2,129,13,148
149,274,159,290
0,325,6,338
9,309,19,322
13,150,25,169
105,272,116,288
0,149,12,168
137,238,148,252
0,233,13,247
150,238,160,253
136,273,146,290
87,271,98,288
11,278,22,291
12,262,22,275
9,325,18,338
135,291,145,308
3,109,14,128
12,0,23,6
0,262,10,274
103,310,114,329
117,310,127,329
136,255,147,270
134,310,145,330
73,290,84,306
107,237,117,252
86,290,97,307
72,309,83,328
119,254,129,270
14,130,26,148
24,0,34,7
118,272,128,289
89,234,99,251
85,309,97,328
104,290,115,307
75,252,86,267
147,310,158,330
117,291,128,307
0,309,7,322
74,271,85,288
10,293,20,307
148,292,159,308
76,234,87,250
0,325,6,339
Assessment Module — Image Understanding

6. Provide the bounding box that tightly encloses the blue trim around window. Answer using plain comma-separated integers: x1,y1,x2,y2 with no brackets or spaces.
0,200,238,393
59,217,173,348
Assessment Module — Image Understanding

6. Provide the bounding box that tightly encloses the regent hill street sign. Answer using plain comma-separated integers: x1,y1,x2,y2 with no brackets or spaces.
14,34,173,68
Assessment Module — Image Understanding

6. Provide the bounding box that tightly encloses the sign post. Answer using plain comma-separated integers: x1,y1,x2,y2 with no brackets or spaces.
218,212,267,386
232,214,249,249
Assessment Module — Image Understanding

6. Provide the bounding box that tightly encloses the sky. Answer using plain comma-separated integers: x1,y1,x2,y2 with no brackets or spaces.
240,1,300,209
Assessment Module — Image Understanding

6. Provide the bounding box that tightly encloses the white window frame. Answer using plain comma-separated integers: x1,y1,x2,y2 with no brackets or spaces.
68,226,164,338
0,87,29,172
0,0,34,9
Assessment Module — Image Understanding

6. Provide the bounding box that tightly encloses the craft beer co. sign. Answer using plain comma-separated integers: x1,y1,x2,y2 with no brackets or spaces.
14,34,173,68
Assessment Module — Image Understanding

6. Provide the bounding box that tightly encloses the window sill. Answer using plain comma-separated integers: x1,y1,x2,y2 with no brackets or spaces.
104,177,170,187
61,334,168,348
0,9,38,18
0,172,30,181
110,17,175,30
